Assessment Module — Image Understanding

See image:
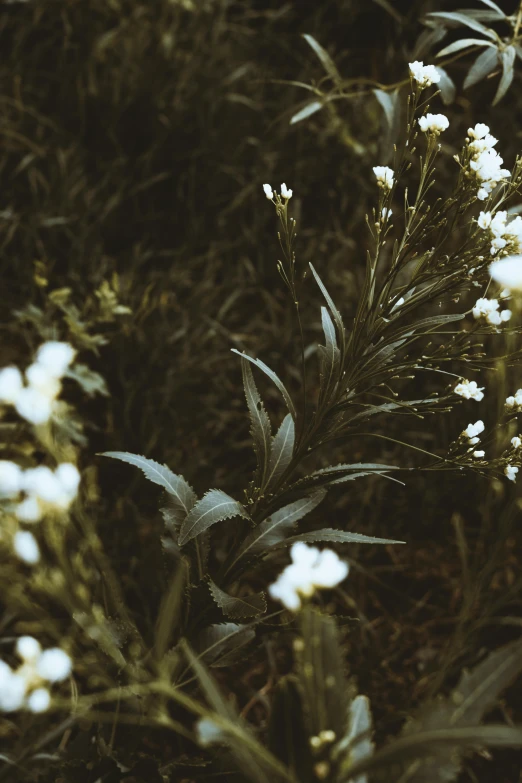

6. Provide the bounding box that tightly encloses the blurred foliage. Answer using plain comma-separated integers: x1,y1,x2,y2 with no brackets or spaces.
2,0,522,781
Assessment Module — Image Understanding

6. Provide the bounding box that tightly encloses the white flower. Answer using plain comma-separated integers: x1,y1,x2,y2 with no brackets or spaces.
490,237,507,255
473,450,485,458
23,466,67,506
464,420,484,439
468,123,490,140
505,465,519,482
263,183,273,200
506,395,516,408
490,256,522,291
13,531,40,564
511,436,522,449
472,297,510,326
454,380,485,402
477,187,489,201
0,366,23,404
16,636,42,662
55,463,81,499
409,61,440,88
373,166,394,189
477,211,492,229
280,183,293,199
469,148,510,195
35,342,75,378
0,460,23,498
26,687,51,713
0,669,26,712
469,437,480,445
14,387,53,425
381,207,392,220
15,495,42,523
268,542,349,611
36,648,72,683
25,363,61,400
418,113,449,134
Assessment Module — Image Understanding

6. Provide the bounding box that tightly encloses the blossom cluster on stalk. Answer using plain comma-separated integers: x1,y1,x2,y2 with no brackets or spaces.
478,210,522,257
505,389,522,410
463,419,484,445
373,166,394,190
0,342,76,425
268,542,349,611
472,297,511,327
0,637,72,713
418,113,449,135
455,379,485,402
408,61,440,89
465,123,510,201
263,183,292,201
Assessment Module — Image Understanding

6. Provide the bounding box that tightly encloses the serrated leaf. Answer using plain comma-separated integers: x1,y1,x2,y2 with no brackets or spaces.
65,364,109,397
436,37,494,57
231,350,297,422
240,357,272,491
302,34,341,84
265,414,295,491
427,11,497,38
435,66,456,105
464,46,499,89
285,528,405,547
208,579,266,619
290,101,323,125
102,452,197,517
197,622,256,667
233,492,327,569
268,676,313,783
178,489,249,546
319,306,341,403
309,263,346,355
493,45,515,104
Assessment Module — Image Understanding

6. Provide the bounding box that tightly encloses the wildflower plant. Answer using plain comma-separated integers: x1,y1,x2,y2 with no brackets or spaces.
3,60,522,783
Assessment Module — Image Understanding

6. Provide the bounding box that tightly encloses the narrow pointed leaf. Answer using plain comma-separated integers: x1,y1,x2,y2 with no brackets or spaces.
436,37,494,57
426,12,497,38
179,490,249,546
309,263,346,355
209,578,266,619
335,695,374,783
319,306,340,401
476,0,505,16
290,101,323,125
102,452,196,516
285,528,405,546
493,45,515,105
240,357,272,490
464,46,499,89
302,34,341,84
435,66,456,105
373,88,395,128
154,562,186,660
231,350,297,422
266,414,295,491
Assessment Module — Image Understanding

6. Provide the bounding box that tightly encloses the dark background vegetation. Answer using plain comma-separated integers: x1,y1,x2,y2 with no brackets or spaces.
1,0,522,780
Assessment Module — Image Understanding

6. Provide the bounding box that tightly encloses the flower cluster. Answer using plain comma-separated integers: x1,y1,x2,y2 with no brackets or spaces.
455,379,485,402
0,637,72,713
505,389,522,410
268,542,349,611
463,419,484,445
466,124,510,201
478,210,522,257
373,166,394,190
490,255,522,292
512,436,522,449
263,183,292,201
472,297,511,326
408,61,441,89
418,113,449,135
505,465,518,482
0,342,76,425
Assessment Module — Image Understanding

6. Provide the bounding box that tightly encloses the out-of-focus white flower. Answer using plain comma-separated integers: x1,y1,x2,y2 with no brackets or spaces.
15,496,42,523
409,61,440,88
280,183,293,199
477,187,489,201
14,387,53,425
26,687,51,713
23,466,67,506
13,531,40,564
506,395,516,408
0,460,23,498
418,113,449,134
0,668,26,712
25,363,61,401
472,297,510,326
268,542,349,611
381,207,392,220
464,420,484,439
373,166,394,190
0,367,23,404
506,389,522,409
263,183,273,200
196,717,224,747
455,380,485,402
55,463,81,498
511,436,522,449
34,342,75,378
473,450,485,458
16,636,42,662
505,465,519,482
469,437,480,445
490,256,522,291
36,648,72,683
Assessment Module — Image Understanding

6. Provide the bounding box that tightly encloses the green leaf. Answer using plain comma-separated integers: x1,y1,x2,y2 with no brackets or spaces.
434,66,456,105
65,364,109,397
292,462,399,493
463,46,499,89
208,578,266,619
197,622,256,667
290,101,323,125
309,263,346,356
296,607,349,739
268,676,313,783
476,0,505,17
233,491,327,567
426,11,497,39
101,452,197,518
373,89,396,128
285,528,405,547
436,37,494,57
178,490,249,546
319,306,341,403
334,695,374,783
265,414,295,491
240,357,272,491
231,349,297,422
493,45,515,104
302,34,341,84
154,561,186,661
